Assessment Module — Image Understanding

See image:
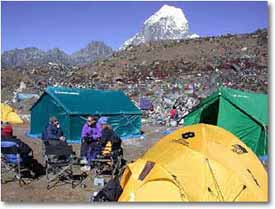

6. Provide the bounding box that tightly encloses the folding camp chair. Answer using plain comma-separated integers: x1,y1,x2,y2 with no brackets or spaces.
91,141,125,178
1,136,35,186
43,140,86,190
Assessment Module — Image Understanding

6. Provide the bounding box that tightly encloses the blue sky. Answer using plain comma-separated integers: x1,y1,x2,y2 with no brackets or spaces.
1,1,268,53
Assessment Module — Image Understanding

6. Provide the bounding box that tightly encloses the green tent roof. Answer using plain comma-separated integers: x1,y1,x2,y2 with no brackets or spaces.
31,87,142,115
220,87,268,126
184,87,268,157
195,87,268,126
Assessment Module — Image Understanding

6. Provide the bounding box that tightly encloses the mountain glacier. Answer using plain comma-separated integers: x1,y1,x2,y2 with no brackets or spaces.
121,5,199,49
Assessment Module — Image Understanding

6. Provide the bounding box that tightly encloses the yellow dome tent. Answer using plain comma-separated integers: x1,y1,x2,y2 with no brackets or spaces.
118,124,268,202
1,103,23,124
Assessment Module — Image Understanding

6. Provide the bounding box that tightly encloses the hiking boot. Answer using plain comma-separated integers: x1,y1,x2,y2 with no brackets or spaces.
80,158,88,165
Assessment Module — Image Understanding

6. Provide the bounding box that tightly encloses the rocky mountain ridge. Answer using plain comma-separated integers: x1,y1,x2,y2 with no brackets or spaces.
1,41,113,68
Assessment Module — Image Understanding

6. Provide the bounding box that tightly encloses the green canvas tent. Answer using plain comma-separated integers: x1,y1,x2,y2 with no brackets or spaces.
184,87,268,157
29,87,142,143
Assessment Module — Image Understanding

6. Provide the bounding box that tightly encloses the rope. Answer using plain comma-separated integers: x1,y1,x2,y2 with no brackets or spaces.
263,125,268,156
162,167,188,201
205,158,224,201
116,114,138,133
232,185,247,201
171,174,187,200
80,116,87,121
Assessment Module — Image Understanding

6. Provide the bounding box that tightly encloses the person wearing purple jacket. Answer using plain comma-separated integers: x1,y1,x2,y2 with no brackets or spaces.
93,120,102,139
80,116,98,170
80,116,108,171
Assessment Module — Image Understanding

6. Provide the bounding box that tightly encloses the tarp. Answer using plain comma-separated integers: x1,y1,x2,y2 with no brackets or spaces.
16,93,39,102
184,87,268,157
1,103,23,124
29,87,142,142
118,124,268,202
139,97,153,110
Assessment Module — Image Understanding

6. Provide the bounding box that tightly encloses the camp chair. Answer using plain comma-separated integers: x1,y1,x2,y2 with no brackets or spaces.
43,140,86,190
91,141,125,178
1,136,35,186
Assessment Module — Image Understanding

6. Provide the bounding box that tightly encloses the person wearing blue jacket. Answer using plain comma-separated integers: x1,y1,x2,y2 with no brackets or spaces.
42,116,65,141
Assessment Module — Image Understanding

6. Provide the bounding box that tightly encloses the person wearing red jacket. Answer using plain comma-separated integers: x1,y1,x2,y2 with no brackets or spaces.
1,122,13,137
170,106,178,120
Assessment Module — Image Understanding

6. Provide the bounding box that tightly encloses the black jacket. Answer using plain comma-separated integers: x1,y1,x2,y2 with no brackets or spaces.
100,128,121,150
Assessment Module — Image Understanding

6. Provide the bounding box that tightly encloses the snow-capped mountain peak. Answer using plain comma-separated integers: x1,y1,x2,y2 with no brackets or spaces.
120,5,198,50
144,5,188,31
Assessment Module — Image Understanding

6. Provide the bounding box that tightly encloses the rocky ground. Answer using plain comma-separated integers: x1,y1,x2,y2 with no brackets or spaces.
1,124,173,202
1,29,268,126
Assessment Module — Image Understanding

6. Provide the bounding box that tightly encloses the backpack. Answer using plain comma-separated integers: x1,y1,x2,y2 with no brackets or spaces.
1,137,32,164
101,128,122,151
93,177,123,202
111,134,122,151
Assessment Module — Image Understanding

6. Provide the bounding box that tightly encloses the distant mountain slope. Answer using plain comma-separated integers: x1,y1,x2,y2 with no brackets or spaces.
1,47,46,68
1,41,113,68
71,41,113,66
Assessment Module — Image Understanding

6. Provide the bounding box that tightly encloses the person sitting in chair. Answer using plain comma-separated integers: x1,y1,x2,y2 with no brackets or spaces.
98,117,122,157
41,117,71,167
1,121,13,138
80,116,99,171
42,116,65,142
